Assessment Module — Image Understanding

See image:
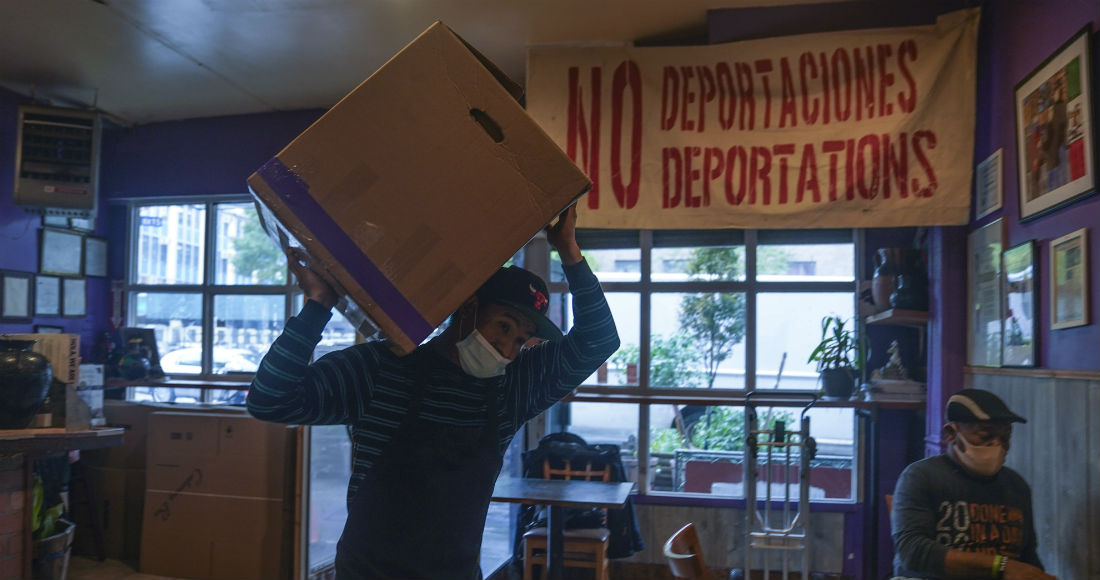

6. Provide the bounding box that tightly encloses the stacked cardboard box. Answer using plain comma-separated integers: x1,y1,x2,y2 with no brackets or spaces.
76,402,251,563
247,21,590,354
139,411,295,580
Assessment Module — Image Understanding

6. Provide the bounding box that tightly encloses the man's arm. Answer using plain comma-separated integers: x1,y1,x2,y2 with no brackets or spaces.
507,205,619,420
246,248,371,425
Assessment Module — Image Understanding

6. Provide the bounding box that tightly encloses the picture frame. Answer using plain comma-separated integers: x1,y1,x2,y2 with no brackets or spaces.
39,227,84,277
41,215,69,228
1050,227,1089,330
34,325,64,334
0,270,34,320
34,275,61,317
1015,24,1095,221
967,219,1003,367
69,217,95,232
974,148,1003,220
84,236,108,277
1002,241,1037,367
62,277,86,318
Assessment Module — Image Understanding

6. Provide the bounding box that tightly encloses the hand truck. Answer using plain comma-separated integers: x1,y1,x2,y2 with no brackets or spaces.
742,390,818,580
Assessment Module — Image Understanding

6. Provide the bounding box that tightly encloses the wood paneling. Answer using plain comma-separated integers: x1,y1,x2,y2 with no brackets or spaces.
967,371,1100,579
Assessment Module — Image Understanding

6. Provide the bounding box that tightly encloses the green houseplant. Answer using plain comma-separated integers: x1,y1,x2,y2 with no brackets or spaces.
807,314,861,399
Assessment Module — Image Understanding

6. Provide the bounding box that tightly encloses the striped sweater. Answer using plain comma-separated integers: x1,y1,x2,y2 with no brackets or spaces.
247,260,619,501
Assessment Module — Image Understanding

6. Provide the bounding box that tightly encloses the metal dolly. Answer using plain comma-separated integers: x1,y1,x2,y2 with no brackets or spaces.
742,390,818,580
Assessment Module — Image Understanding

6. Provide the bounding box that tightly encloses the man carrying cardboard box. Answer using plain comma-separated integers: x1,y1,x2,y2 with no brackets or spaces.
247,205,619,579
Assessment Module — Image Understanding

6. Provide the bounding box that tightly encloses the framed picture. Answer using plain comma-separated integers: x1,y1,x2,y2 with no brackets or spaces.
39,227,84,276
1002,241,1037,367
34,275,61,317
1050,227,1089,329
1015,24,1095,221
62,277,86,317
34,325,64,334
0,270,33,320
69,217,95,232
967,219,1003,367
974,149,1004,220
41,215,68,228
84,236,108,277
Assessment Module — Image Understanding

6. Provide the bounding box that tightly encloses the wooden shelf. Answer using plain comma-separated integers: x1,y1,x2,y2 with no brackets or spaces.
864,308,929,327
0,427,124,455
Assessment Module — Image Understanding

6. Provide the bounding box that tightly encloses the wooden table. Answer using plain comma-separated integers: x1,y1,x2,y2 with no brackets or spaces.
491,476,635,579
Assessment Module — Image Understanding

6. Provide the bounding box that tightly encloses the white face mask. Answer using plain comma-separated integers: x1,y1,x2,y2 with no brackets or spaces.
455,329,512,378
953,431,1006,477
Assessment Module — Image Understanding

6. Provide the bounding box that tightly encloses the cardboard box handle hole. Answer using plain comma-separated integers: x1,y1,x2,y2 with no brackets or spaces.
470,109,503,143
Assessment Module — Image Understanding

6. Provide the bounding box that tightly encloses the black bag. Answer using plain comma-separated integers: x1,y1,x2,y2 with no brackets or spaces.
511,432,646,563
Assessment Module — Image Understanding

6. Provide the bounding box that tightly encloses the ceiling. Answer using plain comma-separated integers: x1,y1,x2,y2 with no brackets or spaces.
0,0,826,126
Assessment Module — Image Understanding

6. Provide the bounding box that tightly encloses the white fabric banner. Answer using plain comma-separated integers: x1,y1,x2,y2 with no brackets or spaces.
527,8,980,229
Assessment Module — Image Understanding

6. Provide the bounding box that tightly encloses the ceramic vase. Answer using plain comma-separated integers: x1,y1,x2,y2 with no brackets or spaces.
0,339,53,429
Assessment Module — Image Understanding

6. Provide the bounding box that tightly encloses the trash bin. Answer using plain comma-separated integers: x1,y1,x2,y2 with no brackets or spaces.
32,518,74,580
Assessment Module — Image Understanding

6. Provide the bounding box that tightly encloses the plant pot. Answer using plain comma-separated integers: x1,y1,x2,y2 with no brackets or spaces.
32,518,74,580
0,339,53,429
820,368,856,400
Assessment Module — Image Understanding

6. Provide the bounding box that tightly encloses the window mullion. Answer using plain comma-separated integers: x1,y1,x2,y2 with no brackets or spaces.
744,229,757,393
202,201,217,382
638,230,652,391
638,230,652,493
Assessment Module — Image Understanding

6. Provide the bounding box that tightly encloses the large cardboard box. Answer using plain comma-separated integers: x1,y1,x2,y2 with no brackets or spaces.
140,411,294,579
247,21,590,354
83,401,248,469
143,411,291,498
141,492,288,580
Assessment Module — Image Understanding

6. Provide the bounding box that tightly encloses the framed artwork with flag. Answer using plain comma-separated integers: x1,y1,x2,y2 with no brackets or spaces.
1015,24,1095,221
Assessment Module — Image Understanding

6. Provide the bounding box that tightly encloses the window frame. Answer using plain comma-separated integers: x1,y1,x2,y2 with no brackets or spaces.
125,195,297,388
547,227,865,503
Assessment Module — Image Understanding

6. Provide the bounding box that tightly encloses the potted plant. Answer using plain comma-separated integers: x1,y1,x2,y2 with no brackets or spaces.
807,314,861,400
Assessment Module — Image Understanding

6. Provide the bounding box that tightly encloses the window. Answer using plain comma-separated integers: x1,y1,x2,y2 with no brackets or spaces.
127,199,291,393
546,229,860,501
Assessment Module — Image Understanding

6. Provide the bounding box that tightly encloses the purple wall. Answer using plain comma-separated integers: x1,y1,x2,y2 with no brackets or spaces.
99,109,322,199
973,1,1100,371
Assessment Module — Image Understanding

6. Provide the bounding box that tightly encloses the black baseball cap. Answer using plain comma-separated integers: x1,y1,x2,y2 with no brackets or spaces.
476,266,562,340
946,389,1027,424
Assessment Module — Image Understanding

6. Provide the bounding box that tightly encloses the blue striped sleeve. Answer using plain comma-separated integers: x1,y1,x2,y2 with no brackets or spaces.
507,258,620,423
247,299,372,425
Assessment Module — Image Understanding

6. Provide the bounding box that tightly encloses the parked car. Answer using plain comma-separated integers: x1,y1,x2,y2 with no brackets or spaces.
159,346,260,375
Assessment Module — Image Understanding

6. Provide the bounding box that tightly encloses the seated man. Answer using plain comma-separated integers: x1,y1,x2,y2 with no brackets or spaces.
891,388,1056,579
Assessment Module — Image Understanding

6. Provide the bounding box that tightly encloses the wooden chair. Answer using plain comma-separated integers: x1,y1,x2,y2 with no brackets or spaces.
664,522,708,580
522,458,612,580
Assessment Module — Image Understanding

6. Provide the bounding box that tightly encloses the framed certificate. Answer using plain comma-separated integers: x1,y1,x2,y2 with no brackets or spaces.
39,228,84,276
1,270,33,320
62,278,87,318
1050,227,1088,330
34,275,61,317
84,236,108,277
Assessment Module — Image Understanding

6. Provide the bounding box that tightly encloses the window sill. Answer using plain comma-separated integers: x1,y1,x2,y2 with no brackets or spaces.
567,387,925,410
104,377,252,389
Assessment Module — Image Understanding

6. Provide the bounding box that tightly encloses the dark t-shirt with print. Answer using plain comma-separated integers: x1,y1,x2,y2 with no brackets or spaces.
891,455,1043,579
